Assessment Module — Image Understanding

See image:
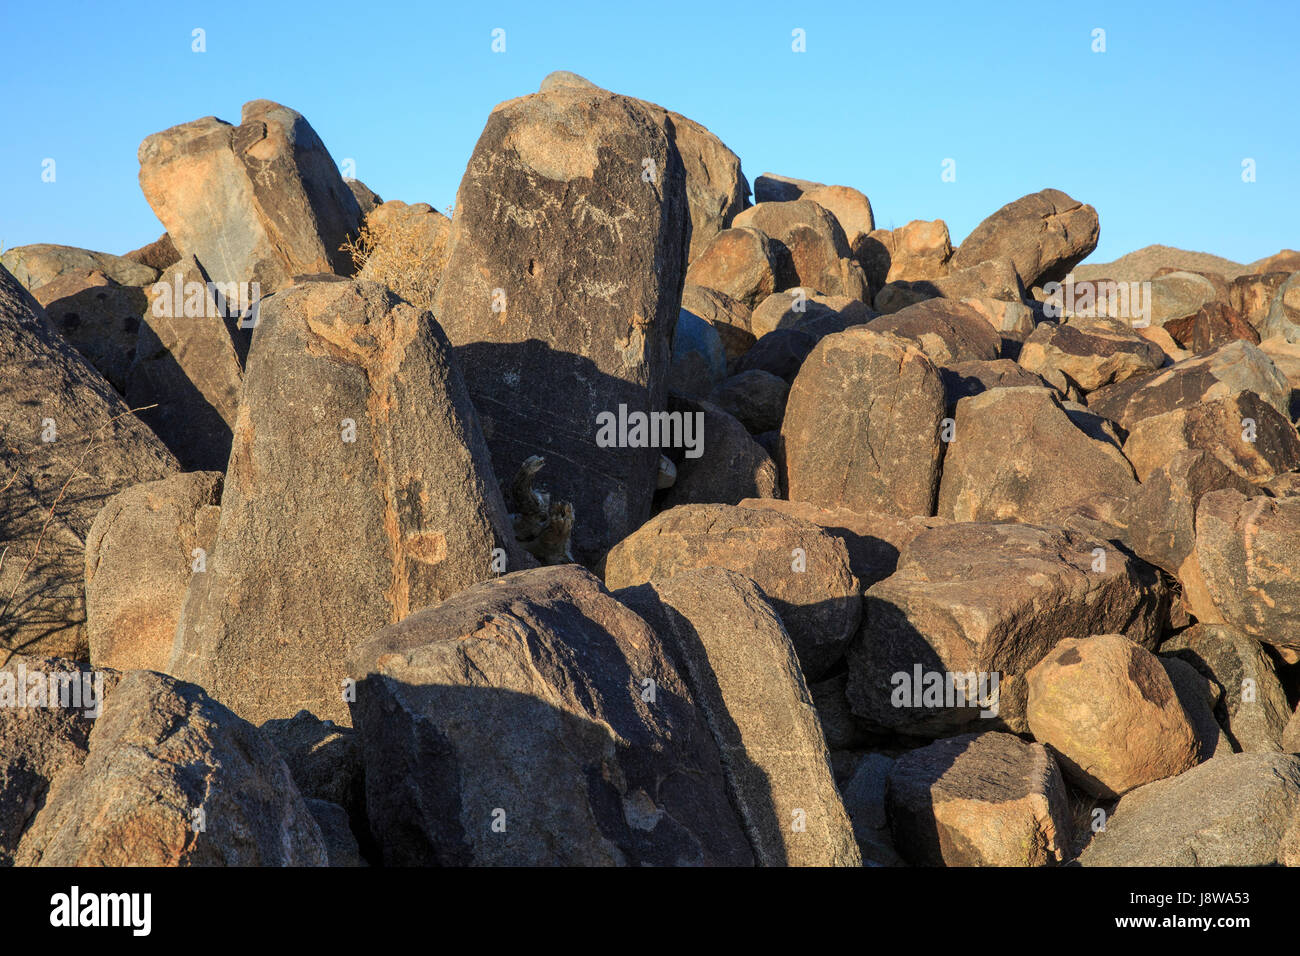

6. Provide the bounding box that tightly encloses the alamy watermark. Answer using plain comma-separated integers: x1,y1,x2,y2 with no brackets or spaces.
595,404,704,459
150,274,262,328
891,665,1000,718
0,662,104,717
1041,274,1151,328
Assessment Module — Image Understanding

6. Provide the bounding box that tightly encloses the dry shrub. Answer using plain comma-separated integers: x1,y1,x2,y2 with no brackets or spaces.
341,203,449,313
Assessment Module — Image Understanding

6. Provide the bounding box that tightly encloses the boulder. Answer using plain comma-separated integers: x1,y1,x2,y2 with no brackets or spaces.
874,258,1023,314
753,172,823,203
709,369,789,434
1017,316,1165,393
1192,490,1300,648
0,264,177,660
0,244,158,291
782,327,945,517
169,279,527,725
685,227,779,308
732,201,868,299
85,470,222,673
306,798,367,866
737,498,944,589
1122,448,1256,576
1164,301,1260,352
1091,340,1292,431
749,288,869,339
125,255,245,471
432,85,690,564
617,568,860,866
123,233,179,272
32,270,148,393
1025,635,1201,798
847,522,1166,736
344,179,383,216
885,732,1071,866
681,283,754,363
1259,335,1300,420
352,200,451,313
1162,624,1290,754
347,564,753,866
656,396,778,507
799,185,875,255
138,99,361,293
1078,752,1300,866
15,670,326,866
1259,272,1300,342
938,359,1045,412
937,387,1138,524
732,326,818,382
841,753,902,865
949,189,1099,288
866,298,1001,365
1121,391,1300,483
1161,656,1231,760
668,308,727,398
858,220,953,290
0,656,120,865
604,503,861,680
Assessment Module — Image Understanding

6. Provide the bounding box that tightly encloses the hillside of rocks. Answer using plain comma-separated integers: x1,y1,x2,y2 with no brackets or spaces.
3,72,1300,867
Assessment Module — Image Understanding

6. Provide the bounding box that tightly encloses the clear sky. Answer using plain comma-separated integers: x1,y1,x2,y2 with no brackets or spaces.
2,0,1295,265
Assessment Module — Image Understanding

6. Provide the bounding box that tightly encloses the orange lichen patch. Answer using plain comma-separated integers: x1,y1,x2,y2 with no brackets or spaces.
405,531,447,566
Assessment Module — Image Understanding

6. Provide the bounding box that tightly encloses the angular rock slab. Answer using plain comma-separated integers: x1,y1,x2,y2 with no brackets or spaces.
1078,753,1300,866
0,264,177,660
170,278,526,725
782,327,945,517
1025,635,1201,798
1162,624,1291,754
138,99,361,293
937,386,1138,525
347,565,753,866
847,522,1166,736
433,85,690,565
949,188,1099,289
1194,490,1300,648
604,503,861,680
617,568,859,866
885,732,1071,866
16,670,325,866
86,470,222,673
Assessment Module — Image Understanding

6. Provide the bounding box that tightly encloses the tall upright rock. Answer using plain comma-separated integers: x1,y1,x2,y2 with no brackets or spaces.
138,99,361,295
433,85,691,565
0,265,177,660
169,278,528,725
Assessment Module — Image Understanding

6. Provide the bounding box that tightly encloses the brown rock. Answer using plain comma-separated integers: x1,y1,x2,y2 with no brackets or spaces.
85,471,222,673
885,732,1071,866
732,201,868,299
1026,634,1201,798
867,298,1001,365
681,283,755,363
123,233,179,272
1164,301,1260,352
857,220,953,289
685,227,779,309
0,244,159,291
708,369,789,434
616,568,860,866
603,503,861,679
950,189,1099,288
656,396,778,507
1017,315,1165,393
782,327,945,517
31,270,148,394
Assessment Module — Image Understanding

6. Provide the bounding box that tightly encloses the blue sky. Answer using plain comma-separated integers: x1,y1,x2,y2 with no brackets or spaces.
2,0,1295,265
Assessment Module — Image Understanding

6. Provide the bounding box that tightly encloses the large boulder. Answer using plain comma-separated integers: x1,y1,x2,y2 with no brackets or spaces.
949,189,1099,289
125,255,246,471
0,244,158,291
85,471,222,673
858,220,953,290
1017,315,1165,393
1122,448,1256,576
617,568,860,866
1164,301,1260,352
782,327,945,517
866,298,1001,365
604,503,861,680
1025,635,1201,798
432,85,690,565
1088,340,1291,431
1191,490,1300,649
937,387,1138,524
874,257,1023,315
1121,391,1300,483
885,732,1071,866
169,279,527,725
1162,624,1291,754
15,670,326,866
847,522,1166,736
709,369,789,434
668,308,727,398
0,656,119,865
685,227,779,309
1078,753,1300,866
656,397,777,508
732,201,868,299
681,283,754,363
347,565,753,866
31,270,149,393
138,99,361,294
0,265,177,660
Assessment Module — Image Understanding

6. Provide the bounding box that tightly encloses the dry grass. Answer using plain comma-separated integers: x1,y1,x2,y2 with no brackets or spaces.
341,207,448,314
